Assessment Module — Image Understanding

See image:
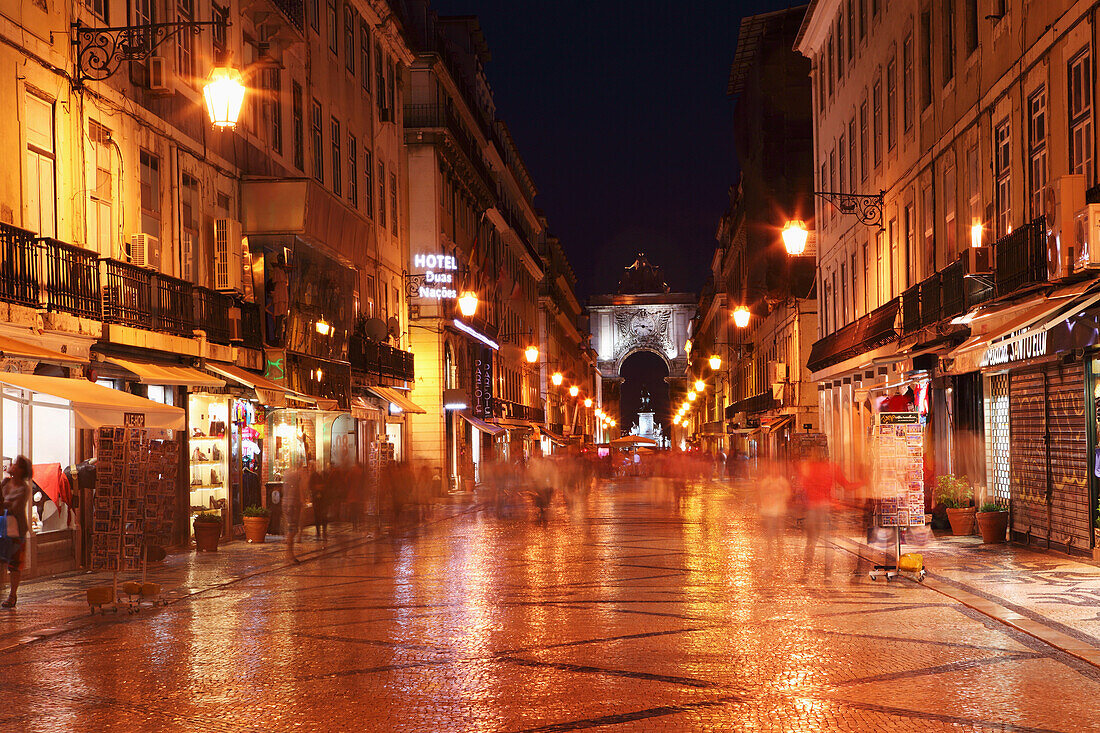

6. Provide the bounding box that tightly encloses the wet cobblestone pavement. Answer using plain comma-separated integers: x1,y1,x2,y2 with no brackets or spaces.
2,481,1099,732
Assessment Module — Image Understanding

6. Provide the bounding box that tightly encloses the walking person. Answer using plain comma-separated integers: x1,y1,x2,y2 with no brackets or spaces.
798,448,853,581
757,460,791,578
310,465,329,546
1,456,30,608
283,462,306,564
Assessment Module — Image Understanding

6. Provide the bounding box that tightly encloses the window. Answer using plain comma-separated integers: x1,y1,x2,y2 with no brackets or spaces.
903,203,914,289
387,58,396,115
88,121,113,254
827,36,834,97
839,134,846,192
862,240,870,313
858,0,866,40
1028,87,1047,219
860,100,869,181
86,0,108,22
920,11,932,109
327,0,338,55
829,147,837,223
873,78,882,166
360,20,371,92
875,230,884,305
176,0,194,79
344,6,356,72
836,18,844,82
851,251,859,317
364,149,373,218
390,172,398,234
310,0,319,32
847,1,854,61
133,0,154,26
820,162,828,229
942,0,955,86
24,94,56,238
331,118,342,197
822,279,830,334
376,43,386,112
817,57,825,113
311,100,323,183
965,0,979,55
841,261,849,324
263,68,282,154
292,81,304,171
888,217,898,297
139,150,160,238
994,120,1011,237
180,174,199,282
967,144,981,234
349,134,357,205
378,161,386,228
886,57,897,150
944,164,957,262
848,117,857,188
832,271,839,329
922,184,935,278
1069,50,1093,184
902,35,914,132
211,3,227,56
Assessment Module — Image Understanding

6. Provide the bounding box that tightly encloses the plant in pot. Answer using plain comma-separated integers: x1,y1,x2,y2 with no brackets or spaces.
975,501,1009,544
242,505,271,544
934,475,975,536
193,511,223,552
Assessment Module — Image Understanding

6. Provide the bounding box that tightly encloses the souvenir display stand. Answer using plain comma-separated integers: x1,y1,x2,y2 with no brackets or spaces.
869,412,927,582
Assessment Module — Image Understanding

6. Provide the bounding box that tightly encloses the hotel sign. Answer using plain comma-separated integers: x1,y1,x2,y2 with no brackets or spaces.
980,329,1048,368
407,253,458,301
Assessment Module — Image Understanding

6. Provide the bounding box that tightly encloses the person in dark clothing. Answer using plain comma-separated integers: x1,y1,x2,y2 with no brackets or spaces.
310,466,328,545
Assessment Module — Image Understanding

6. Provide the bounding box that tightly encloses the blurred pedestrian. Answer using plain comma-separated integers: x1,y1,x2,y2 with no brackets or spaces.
283,461,307,564
758,460,791,577
798,448,853,581
1,456,31,608
310,464,329,546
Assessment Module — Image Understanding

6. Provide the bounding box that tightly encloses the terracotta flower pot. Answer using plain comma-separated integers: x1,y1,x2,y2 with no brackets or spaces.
193,521,222,552
975,510,1008,544
243,516,270,543
946,507,975,536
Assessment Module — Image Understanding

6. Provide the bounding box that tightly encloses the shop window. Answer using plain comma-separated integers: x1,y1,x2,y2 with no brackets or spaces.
146,385,173,405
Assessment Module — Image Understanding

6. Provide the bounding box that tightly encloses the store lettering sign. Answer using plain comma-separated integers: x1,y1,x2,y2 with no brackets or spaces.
412,253,458,300
981,329,1048,368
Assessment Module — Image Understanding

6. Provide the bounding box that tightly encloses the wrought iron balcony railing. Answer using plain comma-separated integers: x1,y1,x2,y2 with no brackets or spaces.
41,238,101,320
0,224,40,307
349,335,415,382
994,217,1047,297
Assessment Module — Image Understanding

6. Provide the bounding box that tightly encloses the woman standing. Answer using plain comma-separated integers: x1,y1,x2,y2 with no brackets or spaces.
2,456,31,608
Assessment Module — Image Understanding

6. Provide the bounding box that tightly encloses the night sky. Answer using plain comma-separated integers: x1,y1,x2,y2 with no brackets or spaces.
429,0,802,299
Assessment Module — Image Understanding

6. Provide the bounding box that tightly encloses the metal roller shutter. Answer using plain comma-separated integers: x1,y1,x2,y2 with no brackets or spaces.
1010,368,1049,542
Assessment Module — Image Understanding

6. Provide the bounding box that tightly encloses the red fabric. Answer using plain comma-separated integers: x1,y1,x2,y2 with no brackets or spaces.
883,395,912,412
800,461,852,506
33,464,70,506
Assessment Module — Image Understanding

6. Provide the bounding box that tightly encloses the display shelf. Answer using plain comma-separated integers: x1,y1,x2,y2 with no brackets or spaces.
190,435,227,441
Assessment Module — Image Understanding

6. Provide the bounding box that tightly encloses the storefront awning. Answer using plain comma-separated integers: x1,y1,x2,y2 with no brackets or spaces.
367,386,426,414
494,418,536,430
460,412,506,436
807,299,899,373
538,426,567,446
204,362,317,407
762,415,794,433
0,373,185,429
0,333,84,365
106,357,225,388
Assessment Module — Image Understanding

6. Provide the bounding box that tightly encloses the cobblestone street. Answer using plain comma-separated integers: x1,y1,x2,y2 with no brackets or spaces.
2,480,1098,732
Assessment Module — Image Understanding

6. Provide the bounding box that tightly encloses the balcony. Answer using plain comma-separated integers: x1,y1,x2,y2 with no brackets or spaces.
918,272,942,327
994,217,1047,297
901,283,921,334
349,335,415,382
155,274,194,337
41,238,100,320
404,104,495,190
0,223,40,308
102,259,154,330
940,257,967,320
491,398,545,424
194,287,234,345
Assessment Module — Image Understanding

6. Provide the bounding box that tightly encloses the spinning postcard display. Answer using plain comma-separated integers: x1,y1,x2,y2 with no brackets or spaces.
871,412,926,527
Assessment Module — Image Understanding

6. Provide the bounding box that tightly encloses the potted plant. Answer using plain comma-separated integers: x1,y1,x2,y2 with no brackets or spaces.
975,501,1009,544
193,511,223,552
934,475,975,536
242,505,271,543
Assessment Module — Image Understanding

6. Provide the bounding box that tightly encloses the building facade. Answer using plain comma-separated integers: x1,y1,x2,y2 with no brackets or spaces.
798,0,1100,553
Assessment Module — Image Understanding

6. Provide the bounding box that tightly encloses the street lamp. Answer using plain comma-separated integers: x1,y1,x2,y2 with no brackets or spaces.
781,220,810,256
457,291,479,317
709,354,722,370
569,385,580,397
693,379,705,392
687,391,697,401
524,345,539,363
673,416,681,425
203,66,247,128
733,306,751,328
584,397,592,408
551,371,563,386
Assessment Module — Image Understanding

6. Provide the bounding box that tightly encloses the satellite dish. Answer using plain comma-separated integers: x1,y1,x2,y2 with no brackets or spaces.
387,316,400,338
363,318,388,342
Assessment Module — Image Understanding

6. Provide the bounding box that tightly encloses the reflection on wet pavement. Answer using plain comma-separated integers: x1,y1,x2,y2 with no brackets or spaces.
0,479,1095,732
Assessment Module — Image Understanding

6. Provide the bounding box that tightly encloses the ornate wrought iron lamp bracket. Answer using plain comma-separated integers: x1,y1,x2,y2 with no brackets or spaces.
72,20,228,86
813,190,886,229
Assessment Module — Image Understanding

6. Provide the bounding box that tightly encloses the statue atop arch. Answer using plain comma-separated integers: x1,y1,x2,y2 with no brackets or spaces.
617,253,670,295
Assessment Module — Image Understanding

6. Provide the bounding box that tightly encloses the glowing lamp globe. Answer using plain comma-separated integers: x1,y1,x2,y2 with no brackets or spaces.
584,398,592,408
569,385,579,397
781,219,809,256
524,345,539,363
694,379,705,392
551,372,563,386
687,391,697,401
204,66,246,129
673,416,681,425
733,306,751,328
457,291,479,317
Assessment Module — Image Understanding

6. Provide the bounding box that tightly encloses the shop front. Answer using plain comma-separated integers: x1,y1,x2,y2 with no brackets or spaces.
0,373,184,577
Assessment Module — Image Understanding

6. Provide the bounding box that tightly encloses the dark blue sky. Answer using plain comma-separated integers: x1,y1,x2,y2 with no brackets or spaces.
430,0,802,299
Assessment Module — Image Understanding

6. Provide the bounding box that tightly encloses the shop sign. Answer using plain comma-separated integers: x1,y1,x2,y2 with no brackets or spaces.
473,348,493,420
123,412,145,427
879,412,919,425
409,253,458,301
265,349,287,385
980,329,1048,368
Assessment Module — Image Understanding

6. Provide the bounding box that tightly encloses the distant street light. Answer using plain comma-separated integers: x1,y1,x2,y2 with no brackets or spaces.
687,391,697,401
584,398,592,408
709,354,721,370
569,385,580,397
694,379,706,392
733,306,751,328
551,371,563,386
524,345,539,363
781,220,809,256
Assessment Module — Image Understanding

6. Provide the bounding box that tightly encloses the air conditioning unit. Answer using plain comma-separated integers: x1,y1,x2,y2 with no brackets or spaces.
213,218,242,292
180,231,193,282
128,233,160,270
1075,203,1100,271
963,245,993,274
1045,174,1086,281
147,56,170,93
768,361,788,385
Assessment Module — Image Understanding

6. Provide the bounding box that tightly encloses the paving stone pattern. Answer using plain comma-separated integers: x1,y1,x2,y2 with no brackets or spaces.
0,482,1096,732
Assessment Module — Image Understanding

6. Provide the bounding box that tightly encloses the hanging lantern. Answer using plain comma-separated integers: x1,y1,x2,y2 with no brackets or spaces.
203,66,246,129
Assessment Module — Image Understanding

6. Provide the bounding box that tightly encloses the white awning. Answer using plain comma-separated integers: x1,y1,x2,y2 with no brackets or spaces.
105,357,225,388
460,412,506,436
367,386,426,414
0,373,184,429
204,362,317,407
0,333,84,366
